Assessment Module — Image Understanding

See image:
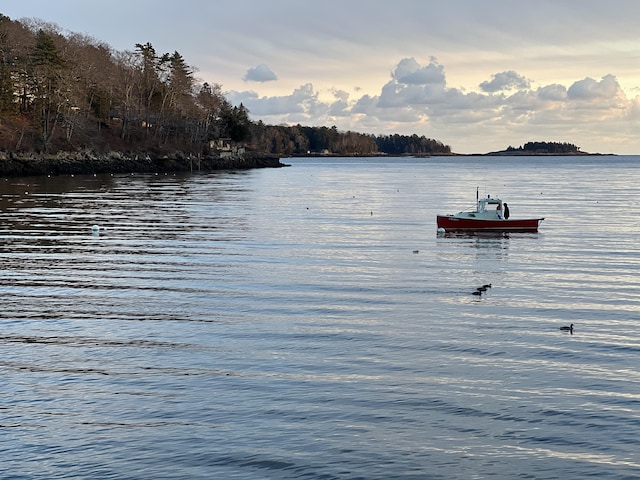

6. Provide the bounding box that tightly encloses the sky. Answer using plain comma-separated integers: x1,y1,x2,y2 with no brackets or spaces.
3,0,640,154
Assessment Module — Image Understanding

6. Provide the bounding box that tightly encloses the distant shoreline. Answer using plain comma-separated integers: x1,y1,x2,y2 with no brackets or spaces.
289,150,614,158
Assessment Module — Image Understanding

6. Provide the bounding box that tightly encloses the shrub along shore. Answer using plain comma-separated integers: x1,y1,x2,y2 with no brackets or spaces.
0,151,286,177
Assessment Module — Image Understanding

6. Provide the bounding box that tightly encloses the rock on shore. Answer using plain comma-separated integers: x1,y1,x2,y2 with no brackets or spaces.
0,151,287,177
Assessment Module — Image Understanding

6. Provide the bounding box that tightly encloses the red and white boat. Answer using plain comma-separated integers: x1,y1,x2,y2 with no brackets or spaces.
437,192,544,232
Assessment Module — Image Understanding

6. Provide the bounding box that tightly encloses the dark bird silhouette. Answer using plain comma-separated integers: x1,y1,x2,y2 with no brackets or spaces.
483,284,492,289
560,324,574,333
472,290,482,296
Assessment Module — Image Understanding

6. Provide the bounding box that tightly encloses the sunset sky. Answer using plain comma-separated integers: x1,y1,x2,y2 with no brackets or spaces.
3,1,640,154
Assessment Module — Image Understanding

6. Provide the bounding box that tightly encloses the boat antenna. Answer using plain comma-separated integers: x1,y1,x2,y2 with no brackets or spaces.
476,187,479,203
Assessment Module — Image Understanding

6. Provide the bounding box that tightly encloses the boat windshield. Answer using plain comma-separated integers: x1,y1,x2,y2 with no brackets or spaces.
477,196,502,212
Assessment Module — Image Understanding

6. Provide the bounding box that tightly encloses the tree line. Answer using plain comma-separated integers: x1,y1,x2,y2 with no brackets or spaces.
0,14,450,157
506,142,582,154
249,123,451,156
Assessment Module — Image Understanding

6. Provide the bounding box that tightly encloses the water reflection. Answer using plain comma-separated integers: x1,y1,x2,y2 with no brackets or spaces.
439,231,539,241
436,231,518,264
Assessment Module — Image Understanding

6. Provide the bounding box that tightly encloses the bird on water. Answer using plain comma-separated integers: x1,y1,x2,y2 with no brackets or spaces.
559,324,574,333
472,284,493,295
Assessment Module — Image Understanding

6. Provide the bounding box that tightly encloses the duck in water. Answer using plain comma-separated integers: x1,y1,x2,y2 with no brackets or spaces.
559,324,574,334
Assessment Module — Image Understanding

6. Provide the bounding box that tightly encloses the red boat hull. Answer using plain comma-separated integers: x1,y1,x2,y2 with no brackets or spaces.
437,215,543,232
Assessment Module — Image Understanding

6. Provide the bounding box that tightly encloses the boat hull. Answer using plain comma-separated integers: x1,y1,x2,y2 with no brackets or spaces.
437,215,543,232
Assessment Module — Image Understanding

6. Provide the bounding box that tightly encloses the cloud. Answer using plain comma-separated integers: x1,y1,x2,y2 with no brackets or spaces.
375,58,450,109
328,99,350,117
243,64,278,82
537,84,568,102
227,83,317,117
392,57,446,86
626,97,640,121
480,71,530,92
331,88,350,102
567,74,622,100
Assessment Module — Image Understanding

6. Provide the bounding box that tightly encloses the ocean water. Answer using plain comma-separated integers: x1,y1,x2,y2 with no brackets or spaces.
1,156,639,479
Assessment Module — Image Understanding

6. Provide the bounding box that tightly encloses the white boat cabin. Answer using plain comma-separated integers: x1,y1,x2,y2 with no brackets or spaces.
454,195,505,220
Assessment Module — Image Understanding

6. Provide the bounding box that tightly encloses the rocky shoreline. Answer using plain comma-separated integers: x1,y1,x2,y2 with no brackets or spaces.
0,151,287,177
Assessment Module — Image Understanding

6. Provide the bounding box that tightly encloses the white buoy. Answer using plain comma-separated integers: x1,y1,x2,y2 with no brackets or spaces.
437,227,446,234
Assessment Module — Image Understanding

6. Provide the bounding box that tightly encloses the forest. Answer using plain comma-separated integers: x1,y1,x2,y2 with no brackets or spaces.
249,123,451,156
503,142,583,154
0,14,451,158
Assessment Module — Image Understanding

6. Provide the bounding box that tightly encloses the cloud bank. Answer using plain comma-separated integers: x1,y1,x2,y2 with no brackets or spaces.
227,57,638,154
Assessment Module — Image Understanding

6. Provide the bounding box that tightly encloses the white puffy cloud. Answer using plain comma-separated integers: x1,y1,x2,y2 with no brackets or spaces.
480,71,530,92
327,89,350,117
377,58,451,109
392,57,446,86
227,83,319,119
567,74,623,100
626,97,640,121
331,88,350,102
537,84,568,102
243,64,278,82
351,94,378,115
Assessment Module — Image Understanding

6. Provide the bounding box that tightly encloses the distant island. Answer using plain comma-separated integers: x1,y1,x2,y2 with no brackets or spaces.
486,141,603,156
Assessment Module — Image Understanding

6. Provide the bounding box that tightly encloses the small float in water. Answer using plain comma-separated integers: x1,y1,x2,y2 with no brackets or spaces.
91,225,108,235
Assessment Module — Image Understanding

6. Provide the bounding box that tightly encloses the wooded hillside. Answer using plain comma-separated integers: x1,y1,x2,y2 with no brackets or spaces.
0,14,252,155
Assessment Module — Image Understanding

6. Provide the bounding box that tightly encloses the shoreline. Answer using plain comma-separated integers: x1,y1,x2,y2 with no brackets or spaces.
0,151,287,177
0,149,618,178
286,151,612,158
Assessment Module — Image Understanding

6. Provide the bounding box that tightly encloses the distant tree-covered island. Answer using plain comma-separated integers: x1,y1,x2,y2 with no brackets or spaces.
487,141,600,156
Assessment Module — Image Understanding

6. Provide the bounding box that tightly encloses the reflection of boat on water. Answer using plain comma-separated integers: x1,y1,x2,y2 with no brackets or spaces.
439,231,538,240
436,224,513,262
441,230,512,239
437,190,544,232
439,230,513,251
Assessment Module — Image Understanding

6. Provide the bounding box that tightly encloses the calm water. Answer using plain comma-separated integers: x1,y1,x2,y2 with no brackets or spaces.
1,156,639,479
